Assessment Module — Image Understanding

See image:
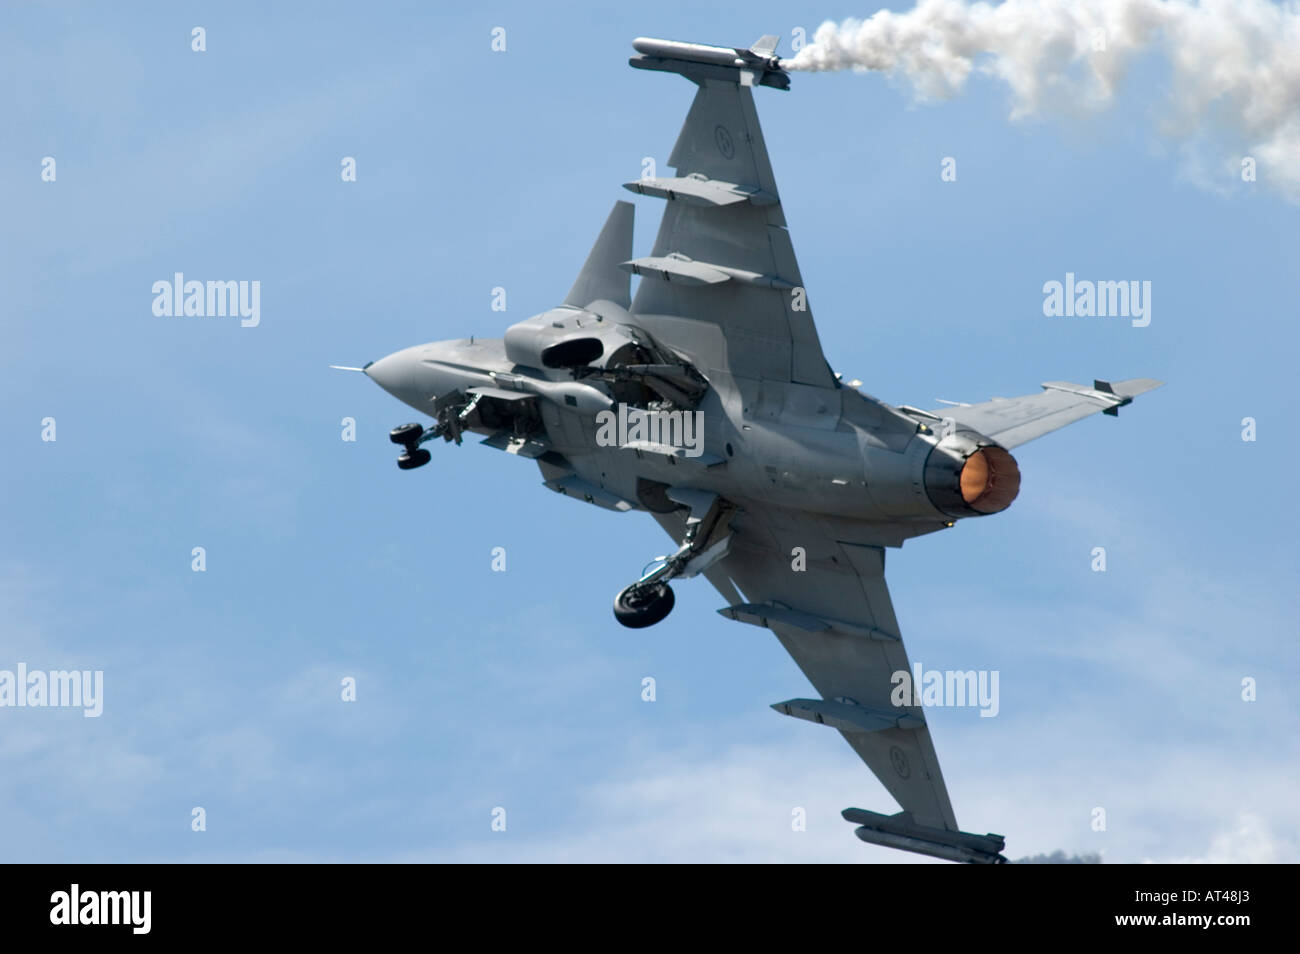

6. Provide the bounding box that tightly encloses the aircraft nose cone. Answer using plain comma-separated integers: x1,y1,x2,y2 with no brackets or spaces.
364,347,418,397
364,341,467,415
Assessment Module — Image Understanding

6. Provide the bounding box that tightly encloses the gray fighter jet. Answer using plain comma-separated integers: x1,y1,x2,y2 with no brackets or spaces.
344,36,1162,863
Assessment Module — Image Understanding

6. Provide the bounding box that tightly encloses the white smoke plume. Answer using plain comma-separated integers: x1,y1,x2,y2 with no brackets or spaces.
786,0,1300,199
1013,849,1103,863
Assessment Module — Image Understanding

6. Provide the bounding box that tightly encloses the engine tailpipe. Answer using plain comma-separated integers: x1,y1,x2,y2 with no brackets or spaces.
924,433,1021,518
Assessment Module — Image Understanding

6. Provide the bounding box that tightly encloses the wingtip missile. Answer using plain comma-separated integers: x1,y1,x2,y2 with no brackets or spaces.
630,36,791,90
843,808,1008,864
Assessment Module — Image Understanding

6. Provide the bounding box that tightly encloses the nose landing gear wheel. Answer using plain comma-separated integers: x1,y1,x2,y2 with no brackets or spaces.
397,448,431,469
389,423,424,444
391,422,431,469
613,581,675,629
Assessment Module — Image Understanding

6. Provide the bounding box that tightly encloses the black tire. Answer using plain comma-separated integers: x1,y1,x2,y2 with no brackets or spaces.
390,423,424,445
397,448,431,470
613,582,675,629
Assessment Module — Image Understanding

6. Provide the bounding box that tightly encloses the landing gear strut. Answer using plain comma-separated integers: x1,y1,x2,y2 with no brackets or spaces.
613,490,733,629
389,392,483,470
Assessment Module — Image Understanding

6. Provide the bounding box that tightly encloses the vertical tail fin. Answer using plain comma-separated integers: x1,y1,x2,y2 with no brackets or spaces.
564,201,634,310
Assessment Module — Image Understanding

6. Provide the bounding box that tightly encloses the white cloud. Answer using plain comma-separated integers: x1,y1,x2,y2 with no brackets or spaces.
1157,813,1288,864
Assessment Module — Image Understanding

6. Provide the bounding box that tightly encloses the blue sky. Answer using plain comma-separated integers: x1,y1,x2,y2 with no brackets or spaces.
2,1,1296,863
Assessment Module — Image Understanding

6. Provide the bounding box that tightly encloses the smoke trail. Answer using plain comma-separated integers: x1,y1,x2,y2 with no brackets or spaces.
786,0,1300,199
1014,849,1103,863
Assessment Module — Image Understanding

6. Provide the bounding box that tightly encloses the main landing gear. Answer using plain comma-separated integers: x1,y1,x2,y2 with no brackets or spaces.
613,489,734,629
613,579,676,629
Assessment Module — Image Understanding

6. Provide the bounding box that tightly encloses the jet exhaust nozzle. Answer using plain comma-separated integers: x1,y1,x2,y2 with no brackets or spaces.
923,432,1021,518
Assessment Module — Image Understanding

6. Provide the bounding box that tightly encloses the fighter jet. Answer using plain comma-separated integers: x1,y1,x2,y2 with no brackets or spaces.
344,36,1162,863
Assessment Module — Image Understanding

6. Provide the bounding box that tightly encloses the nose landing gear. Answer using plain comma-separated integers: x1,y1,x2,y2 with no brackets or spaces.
388,392,483,470
389,423,432,469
